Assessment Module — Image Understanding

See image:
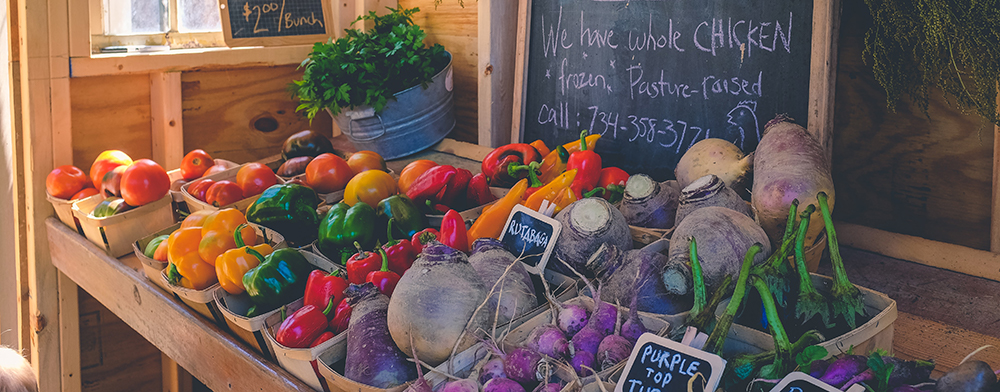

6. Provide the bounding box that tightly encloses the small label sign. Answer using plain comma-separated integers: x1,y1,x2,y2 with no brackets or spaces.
616,333,726,392
768,372,855,392
498,204,561,274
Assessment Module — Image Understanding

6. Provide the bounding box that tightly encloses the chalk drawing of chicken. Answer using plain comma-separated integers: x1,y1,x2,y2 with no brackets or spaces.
725,100,760,151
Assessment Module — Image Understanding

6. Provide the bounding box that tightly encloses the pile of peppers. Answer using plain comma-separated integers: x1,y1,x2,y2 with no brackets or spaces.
405,164,497,213
166,208,258,291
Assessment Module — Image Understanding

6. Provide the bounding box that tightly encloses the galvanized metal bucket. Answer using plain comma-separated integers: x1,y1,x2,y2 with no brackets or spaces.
328,51,456,160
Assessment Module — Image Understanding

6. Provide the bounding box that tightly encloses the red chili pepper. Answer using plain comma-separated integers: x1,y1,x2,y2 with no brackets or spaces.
382,219,416,275
466,173,497,206
303,269,349,316
410,228,441,254
439,209,469,253
365,248,401,297
566,130,603,196
345,242,382,285
275,300,335,349
481,144,542,187
309,331,336,348
406,165,458,204
329,298,352,334
595,167,629,203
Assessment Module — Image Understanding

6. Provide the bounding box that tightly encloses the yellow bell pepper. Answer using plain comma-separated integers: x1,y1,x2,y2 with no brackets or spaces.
468,179,529,240
181,210,214,228
216,224,273,295
167,227,218,290
199,208,256,266
538,134,600,183
524,169,577,211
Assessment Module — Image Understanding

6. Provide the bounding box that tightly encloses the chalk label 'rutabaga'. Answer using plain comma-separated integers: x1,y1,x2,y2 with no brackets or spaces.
498,204,562,274
616,334,726,392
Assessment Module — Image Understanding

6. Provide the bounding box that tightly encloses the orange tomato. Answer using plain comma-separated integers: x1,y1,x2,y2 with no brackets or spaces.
397,159,437,194
70,187,99,201
344,170,397,207
205,180,243,207
236,163,278,198
180,149,215,180
120,159,170,206
306,153,353,194
46,165,91,199
187,179,215,202
89,150,133,189
347,150,387,175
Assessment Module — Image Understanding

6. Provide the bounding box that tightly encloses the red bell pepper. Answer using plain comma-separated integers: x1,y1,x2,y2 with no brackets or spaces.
440,168,472,207
366,248,401,297
275,300,335,348
346,242,382,285
466,173,497,206
329,298,352,334
595,167,629,204
303,269,349,315
481,144,542,187
310,331,336,348
439,209,469,253
566,130,603,196
410,228,441,254
406,165,457,204
382,219,416,275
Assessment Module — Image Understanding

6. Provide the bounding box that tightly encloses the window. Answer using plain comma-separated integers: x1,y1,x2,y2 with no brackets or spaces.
95,0,227,52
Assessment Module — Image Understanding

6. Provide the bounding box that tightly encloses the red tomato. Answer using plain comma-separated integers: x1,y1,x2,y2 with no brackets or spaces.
120,159,170,206
46,165,91,199
70,188,99,201
347,151,387,175
204,164,228,177
100,165,127,197
188,179,215,202
236,163,278,198
89,150,133,189
205,180,243,207
397,159,437,194
180,149,215,180
305,153,353,193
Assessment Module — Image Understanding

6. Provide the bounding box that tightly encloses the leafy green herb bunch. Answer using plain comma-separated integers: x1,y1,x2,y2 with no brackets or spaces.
292,7,448,119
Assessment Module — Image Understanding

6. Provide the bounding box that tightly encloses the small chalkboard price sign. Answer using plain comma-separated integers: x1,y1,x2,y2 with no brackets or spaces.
767,372,863,392
498,204,562,274
616,333,726,392
218,0,336,47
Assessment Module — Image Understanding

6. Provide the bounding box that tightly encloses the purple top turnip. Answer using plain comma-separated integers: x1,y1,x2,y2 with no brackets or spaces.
818,355,869,388
525,324,569,359
674,174,753,227
440,379,479,392
618,174,679,229
468,238,537,324
478,357,507,385
552,198,632,275
344,283,417,389
483,377,526,392
589,243,691,314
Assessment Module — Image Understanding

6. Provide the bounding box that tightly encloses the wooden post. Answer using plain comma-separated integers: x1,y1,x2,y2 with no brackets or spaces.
161,354,193,392
150,72,184,169
992,82,1000,252
477,0,517,148
807,0,841,161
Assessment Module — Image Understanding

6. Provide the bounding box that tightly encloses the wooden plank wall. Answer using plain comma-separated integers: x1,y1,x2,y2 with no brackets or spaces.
70,74,152,168
831,0,994,250
77,290,161,391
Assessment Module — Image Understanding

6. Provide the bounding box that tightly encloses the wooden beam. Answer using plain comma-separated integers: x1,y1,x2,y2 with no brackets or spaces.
510,0,529,144
432,138,494,162
992,82,1000,252
0,0,19,351
149,72,183,169
807,0,841,161
477,0,517,148
58,273,80,392
838,221,1000,282
46,219,314,392
67,0,89,57
893,312,1000,378
69,46,315,78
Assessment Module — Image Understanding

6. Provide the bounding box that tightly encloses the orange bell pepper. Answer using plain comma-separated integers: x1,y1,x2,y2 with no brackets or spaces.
216,224,274,295
199,208,256,266
166,227,218,290
538,134,600,183
529,140,551,157
467,179,529,240
181,210,214,228
524,169,577,211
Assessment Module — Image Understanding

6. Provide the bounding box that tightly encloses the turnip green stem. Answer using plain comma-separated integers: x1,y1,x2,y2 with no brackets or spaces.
689,237,706,316
755,200,799,306
752,276,791,379
793,205,830,326
704,243,762,356
817,191,864,329
685,274,732,334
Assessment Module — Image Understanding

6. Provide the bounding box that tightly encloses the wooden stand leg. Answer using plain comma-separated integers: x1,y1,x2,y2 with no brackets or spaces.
58,273,80,392
161,354,192,392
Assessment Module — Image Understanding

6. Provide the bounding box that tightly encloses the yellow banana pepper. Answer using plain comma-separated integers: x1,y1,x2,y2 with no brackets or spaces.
468,179,529,240
524,169,577,211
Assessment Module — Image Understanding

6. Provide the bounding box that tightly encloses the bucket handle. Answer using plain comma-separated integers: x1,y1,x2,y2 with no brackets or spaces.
346,113,387,142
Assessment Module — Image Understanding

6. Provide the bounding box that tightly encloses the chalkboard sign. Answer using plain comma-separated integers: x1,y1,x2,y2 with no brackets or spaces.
512,0,836,180
498,204,562,273
768,372,855,392
218,0,336,47
616,333,726,392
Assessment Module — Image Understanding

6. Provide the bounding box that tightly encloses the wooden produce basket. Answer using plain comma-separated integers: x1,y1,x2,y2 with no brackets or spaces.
216,249,340,360
317,345,409,392
426,187,508,228
47,191,99,233
180,162,285,213
72,193,174,257
131,222,180,292
720,273,897,358
263,298,347,391
167,159,242,203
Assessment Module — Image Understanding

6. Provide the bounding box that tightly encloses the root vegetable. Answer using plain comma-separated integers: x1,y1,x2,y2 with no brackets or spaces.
596,334,631,371
478,358,508,385
589,242,691,315
526,324,569,359
483,378,526,392
934,360,997,392
620,285,647,343
387,241,490,366
675,138,752,193
533,383,562,392
618,174,679,229
571,351,596,377
504,347,550,385
468,238,537,324
440,379,479,392
344,283,416,389
556,302,589,337
570,327,603,356
674,174,753,226
751,115,834,249
662,207,771,295
552,198,631,275
818,355,869,388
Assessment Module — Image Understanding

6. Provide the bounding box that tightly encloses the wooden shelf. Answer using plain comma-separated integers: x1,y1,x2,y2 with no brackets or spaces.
45,217,312,392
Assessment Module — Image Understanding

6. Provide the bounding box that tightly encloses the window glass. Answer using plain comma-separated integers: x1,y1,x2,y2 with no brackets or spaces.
178,0,222,32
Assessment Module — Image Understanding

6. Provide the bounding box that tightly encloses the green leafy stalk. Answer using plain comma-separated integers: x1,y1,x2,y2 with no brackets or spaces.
725,331,825,386
704,243,762,356
690,237,707,316
685,274,733,335
792,204,830,326
752,277,792,380
817,192,865,329
754,199,800,306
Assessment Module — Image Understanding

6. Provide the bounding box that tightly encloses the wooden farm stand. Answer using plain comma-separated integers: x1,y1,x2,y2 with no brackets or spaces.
5,0,1000,391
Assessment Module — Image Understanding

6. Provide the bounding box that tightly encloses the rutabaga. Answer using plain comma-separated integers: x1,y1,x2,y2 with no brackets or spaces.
618,174,679,229
553,198,632,275
468,238,537,325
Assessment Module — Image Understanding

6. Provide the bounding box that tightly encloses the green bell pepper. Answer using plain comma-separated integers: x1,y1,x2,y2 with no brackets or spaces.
317,202,376,264
245,184,319,247
242,247,313,310
376,195,428,240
